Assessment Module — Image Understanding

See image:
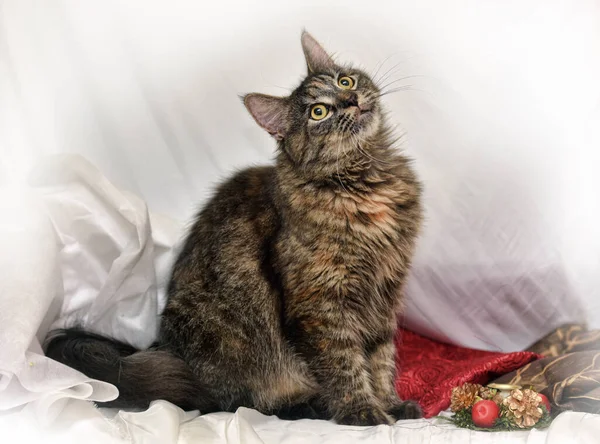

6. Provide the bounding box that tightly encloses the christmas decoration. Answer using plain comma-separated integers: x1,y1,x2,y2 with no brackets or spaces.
538,393,551,413
437,383,553,431
471,400,500,428
503,389,544,428
451,383,480,412
478,386,504,405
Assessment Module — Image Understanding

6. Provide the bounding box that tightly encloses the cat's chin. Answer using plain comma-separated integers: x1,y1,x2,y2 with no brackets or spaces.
358,111,380,136
352,121,378,141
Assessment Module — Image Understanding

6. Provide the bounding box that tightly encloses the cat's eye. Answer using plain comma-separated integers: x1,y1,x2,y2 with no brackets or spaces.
310,104,329,120
338,76,354,89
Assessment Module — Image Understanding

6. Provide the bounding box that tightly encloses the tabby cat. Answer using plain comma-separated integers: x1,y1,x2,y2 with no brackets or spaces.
46,31,423,426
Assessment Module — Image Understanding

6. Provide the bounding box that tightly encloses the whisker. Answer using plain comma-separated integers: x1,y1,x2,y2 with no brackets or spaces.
356,144,387,165
350,133,397,166
335,142,351,195
376,86,431,97
374,60,407,86
373,52,421,85
378,75,428,92
371,55,400,84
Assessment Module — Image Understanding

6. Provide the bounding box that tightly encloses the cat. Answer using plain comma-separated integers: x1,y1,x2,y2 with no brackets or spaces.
45,31,424,426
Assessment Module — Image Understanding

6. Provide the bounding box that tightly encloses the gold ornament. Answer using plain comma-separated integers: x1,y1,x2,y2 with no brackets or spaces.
451,383,482,412
503,389,543,428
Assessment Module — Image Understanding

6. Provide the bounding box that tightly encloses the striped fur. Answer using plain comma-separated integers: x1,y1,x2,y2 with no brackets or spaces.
46,31,423,426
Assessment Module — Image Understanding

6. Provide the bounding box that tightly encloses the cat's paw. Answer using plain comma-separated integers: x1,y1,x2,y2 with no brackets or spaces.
387,400,422,420
336,405,394,426
275,401,329,421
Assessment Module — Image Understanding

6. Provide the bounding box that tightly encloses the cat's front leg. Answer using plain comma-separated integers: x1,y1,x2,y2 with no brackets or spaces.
290,317,393,426
367,334,422,420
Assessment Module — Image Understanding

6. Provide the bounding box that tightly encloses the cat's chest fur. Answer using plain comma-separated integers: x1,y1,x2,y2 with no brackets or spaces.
317,183,410,280
278,173,419,321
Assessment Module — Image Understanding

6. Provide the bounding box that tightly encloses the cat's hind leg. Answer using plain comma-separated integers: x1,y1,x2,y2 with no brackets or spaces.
161,282,318,417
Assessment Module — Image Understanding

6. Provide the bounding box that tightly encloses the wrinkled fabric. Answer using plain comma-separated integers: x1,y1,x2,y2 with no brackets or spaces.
3,400,600,444
30,155,163,349
493,324,600,414
0,177,119,423
0,155,180,420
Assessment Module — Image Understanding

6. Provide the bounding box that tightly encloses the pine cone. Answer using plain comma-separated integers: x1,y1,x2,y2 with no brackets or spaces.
492,393,504,406
478,386,498,400
503,389,543,428
451,383,482,412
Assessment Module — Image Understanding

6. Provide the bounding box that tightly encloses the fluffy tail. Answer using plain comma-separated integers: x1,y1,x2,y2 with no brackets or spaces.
45,328,217,412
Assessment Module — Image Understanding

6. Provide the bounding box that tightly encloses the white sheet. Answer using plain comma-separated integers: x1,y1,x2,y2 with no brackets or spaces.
2,399,600,444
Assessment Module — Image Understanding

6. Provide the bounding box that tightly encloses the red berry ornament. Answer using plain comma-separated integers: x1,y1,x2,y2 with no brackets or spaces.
538,393,551,413
472,400,500,428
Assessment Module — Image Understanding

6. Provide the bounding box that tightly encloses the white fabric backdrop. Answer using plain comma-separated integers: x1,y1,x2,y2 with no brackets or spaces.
1,0,600,349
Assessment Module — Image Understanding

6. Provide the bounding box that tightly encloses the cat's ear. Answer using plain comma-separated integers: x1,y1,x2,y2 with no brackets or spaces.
301,31,335,73
243,93,290,141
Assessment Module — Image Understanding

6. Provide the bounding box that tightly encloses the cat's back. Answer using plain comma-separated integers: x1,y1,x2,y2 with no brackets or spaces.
204,165,277,220
170,165,279,287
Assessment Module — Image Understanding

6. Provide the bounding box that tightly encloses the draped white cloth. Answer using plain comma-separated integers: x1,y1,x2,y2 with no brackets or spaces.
2,400,600,444
1,0,599,442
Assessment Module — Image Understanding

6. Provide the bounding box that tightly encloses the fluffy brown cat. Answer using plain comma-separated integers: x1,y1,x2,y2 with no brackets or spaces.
46,31,423,426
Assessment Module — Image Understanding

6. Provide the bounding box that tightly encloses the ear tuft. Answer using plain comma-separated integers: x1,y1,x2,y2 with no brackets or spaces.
243,93,290,141
301,31,336,73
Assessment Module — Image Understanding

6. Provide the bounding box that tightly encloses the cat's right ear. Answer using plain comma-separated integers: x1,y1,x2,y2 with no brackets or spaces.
301,31,335,73
243,93,290,141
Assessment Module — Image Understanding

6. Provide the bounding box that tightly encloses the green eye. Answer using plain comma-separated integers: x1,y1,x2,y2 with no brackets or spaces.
338,76,354,89
310,104,329,120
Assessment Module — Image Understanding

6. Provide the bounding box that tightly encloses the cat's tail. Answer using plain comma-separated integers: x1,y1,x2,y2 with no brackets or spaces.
45,328,217,412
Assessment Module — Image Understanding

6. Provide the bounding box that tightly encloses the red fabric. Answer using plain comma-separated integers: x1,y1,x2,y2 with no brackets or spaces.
394,328,540,418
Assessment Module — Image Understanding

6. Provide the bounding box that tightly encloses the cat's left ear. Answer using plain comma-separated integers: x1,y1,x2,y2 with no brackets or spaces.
243,93,290,141
301,31,336,73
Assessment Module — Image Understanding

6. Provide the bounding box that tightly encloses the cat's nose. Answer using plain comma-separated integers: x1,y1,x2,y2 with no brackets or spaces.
339,92,359,109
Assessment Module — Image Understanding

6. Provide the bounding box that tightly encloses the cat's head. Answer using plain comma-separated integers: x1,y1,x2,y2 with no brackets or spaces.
244,32,384,174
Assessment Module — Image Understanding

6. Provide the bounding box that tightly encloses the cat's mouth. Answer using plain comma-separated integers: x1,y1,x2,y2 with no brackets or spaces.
338,102,377,137
357,105,375,124
358,104,373,114
347,102,373,116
